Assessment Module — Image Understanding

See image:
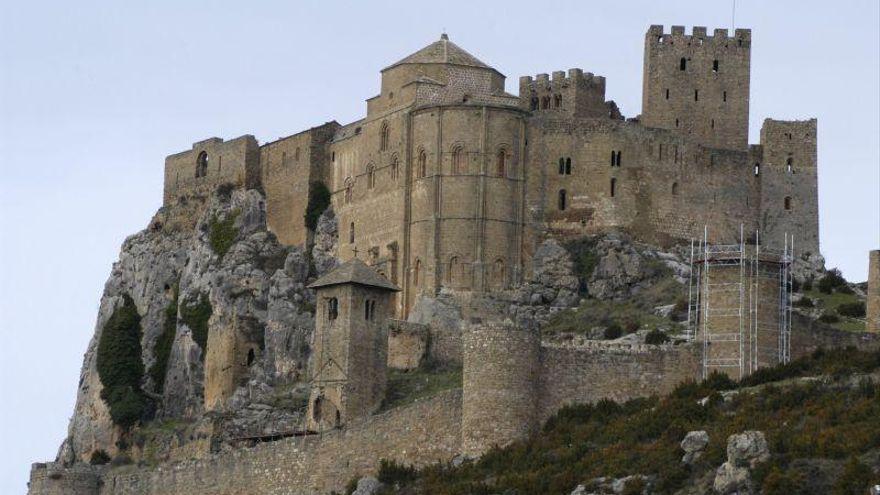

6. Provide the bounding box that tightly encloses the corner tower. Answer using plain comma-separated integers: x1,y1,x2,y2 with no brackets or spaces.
641,25,751,150
305,259,399,431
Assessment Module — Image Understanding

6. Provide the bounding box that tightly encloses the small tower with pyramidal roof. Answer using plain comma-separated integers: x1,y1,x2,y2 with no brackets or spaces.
305,258,400,431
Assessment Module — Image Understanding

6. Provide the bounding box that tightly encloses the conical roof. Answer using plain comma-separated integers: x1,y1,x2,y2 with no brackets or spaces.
383,34,495,72
308,258,400,292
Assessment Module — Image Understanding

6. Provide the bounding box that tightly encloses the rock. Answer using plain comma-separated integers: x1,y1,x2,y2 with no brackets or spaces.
681,430,709,464
311,208,338,276
570,485,588,495
351,476,383,495
726,430,769,468
654,304,676,318
713,461,753,494
451,454,472,467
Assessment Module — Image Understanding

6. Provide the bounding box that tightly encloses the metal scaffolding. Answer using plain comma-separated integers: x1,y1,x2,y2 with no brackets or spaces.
687,226,792,379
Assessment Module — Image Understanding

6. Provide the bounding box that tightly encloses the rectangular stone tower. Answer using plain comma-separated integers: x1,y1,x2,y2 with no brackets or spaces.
641,25,751,151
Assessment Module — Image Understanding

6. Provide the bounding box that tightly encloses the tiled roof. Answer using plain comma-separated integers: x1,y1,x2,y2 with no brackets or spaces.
308,258,400,291
384,34,494,72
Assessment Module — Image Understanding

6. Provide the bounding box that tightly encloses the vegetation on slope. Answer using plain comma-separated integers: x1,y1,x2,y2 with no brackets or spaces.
149,282,179,393
379,360,462,412
180,292,212,359
96,294,152,429
208,209,239,258
380,347,880,495
305,181,331,232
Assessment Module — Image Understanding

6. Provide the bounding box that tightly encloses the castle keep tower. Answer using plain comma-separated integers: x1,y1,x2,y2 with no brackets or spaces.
306,259,399,431
641,25,751,150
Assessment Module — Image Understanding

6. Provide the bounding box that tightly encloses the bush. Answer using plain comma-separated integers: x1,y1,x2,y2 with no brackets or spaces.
208,210,239,258
215,182,235,201
604,323,623,340
96,294,151,429
180,293,212,358
304,181,331,232
802,277,813,291
149,283,178,393
833,457,872,495
377,459,417,485
89,450,110,465
564,237,599,294
793,296,814,308
644,328,670,345
817,269,846,294
837,301,866,318
818,311,840,324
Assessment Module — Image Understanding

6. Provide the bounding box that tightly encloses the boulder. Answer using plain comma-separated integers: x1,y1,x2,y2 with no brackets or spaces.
352,476,383,495
681,430,709,464
713,462,753,494
726,430,769,468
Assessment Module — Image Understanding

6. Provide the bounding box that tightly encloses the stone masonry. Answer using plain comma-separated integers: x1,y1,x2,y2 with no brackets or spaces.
868,250,880,333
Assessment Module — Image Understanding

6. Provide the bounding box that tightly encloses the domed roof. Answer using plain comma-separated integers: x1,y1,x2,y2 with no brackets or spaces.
383,34,496,72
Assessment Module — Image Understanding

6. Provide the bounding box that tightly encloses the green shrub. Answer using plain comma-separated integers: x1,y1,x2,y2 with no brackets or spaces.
96,294,151,429
818,311,840,324
802,277,813,291
304,181,331,232
793,296,814,308
180,293,212,357
604,323,623,340
837,284,855,295
208,210,239,258
837,302,866,318
149,283,179,393
833,457,872,495
563,237,599,294
817,269,846,294
377,459,417,485
215,182,235,201
644,328,670,345
89,450,110,465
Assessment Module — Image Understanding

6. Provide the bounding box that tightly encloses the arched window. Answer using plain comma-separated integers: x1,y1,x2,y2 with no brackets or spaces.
672,182,679,195
446,256,459,284
196,151,208,178
344,178,354,204
754,163,761,176
786,157,794,174
558,189,567,211
496,149,507,177
247,348,255,366
530,96,538,111
294,147,301,161
413,259,421,286
364,299,376,321
327,298,338,320
679,57,687,71
554,94,562,108
558,158,565,175
492,258,506,288
349,222,355,244
610,178,617,197
541,96,550,109
565,157,571,175
417,150,427,178
784,196,792,211
712,59,719,72
367,164,375,189
390,156,399,181
380,122,389,151
451,146,464,174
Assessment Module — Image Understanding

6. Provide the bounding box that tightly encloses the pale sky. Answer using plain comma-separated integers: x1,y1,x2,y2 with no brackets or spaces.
1,1,878,493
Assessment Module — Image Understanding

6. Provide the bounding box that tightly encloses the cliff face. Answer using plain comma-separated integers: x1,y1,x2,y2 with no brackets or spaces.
59,189,323,463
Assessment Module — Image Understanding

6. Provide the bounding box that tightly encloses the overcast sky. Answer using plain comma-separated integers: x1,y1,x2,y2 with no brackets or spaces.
1,1,877,493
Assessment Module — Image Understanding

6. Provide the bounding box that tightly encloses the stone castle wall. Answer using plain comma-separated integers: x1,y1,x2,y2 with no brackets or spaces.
868,250,880,333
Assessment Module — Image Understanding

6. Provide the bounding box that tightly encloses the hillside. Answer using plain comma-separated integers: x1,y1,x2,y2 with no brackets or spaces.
364,348,880,495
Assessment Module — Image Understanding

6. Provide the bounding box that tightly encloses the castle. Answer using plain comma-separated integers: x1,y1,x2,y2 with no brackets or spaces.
28,26,842,495
162,26,819,318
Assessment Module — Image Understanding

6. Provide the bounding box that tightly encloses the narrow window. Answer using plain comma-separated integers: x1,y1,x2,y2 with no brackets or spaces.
247,348,255,366
675,118,680,128
754,163,760,176
367,164,375,189
565,157,571,175
723,91,727,102
344,179,353,203
659,144,664,161
365,300,376,321
610,150,616,167
417,150,427,178
542,96,550,109
694,89,699,101
390,157,399,180
413,259,421,286
196,151,208,178
554,94,562,108
331,151,336,162
786,157,794,173
615,151,622,167
530,97,538,111
218,156,222,174
452,146,464,174
674,145,680,163
349,222,355,244
610,178,617,197
496,149,506,177
665,88,670,100
446,256,459,284
295,147,301,161
672,182,679,195
784,196,792,210
679,58,687,71
712,59,719,72
558,158,565,175
711,119,715,129
327,298,338,321
380,123,389,151
558,189,567,211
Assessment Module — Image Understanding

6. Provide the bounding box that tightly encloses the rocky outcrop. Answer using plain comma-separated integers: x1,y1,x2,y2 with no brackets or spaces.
713,430,770,494
351,476,383,495
311,208,338,277
61,189,317,463
681,430,709,464
506,239,581,327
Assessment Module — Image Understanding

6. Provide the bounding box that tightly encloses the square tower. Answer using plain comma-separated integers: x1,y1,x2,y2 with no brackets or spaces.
641,25,751,150
306,259,399,431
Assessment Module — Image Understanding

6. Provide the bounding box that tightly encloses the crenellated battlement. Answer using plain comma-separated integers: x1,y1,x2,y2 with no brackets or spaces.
519,68,608,117
519,68,606,94
646,24,751,47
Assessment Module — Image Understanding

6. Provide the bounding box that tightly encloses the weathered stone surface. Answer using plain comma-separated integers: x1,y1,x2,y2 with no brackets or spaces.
311,208,338,277
352,476,383,495
713,461,753,494
681,430,709,464
726,430,770,468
